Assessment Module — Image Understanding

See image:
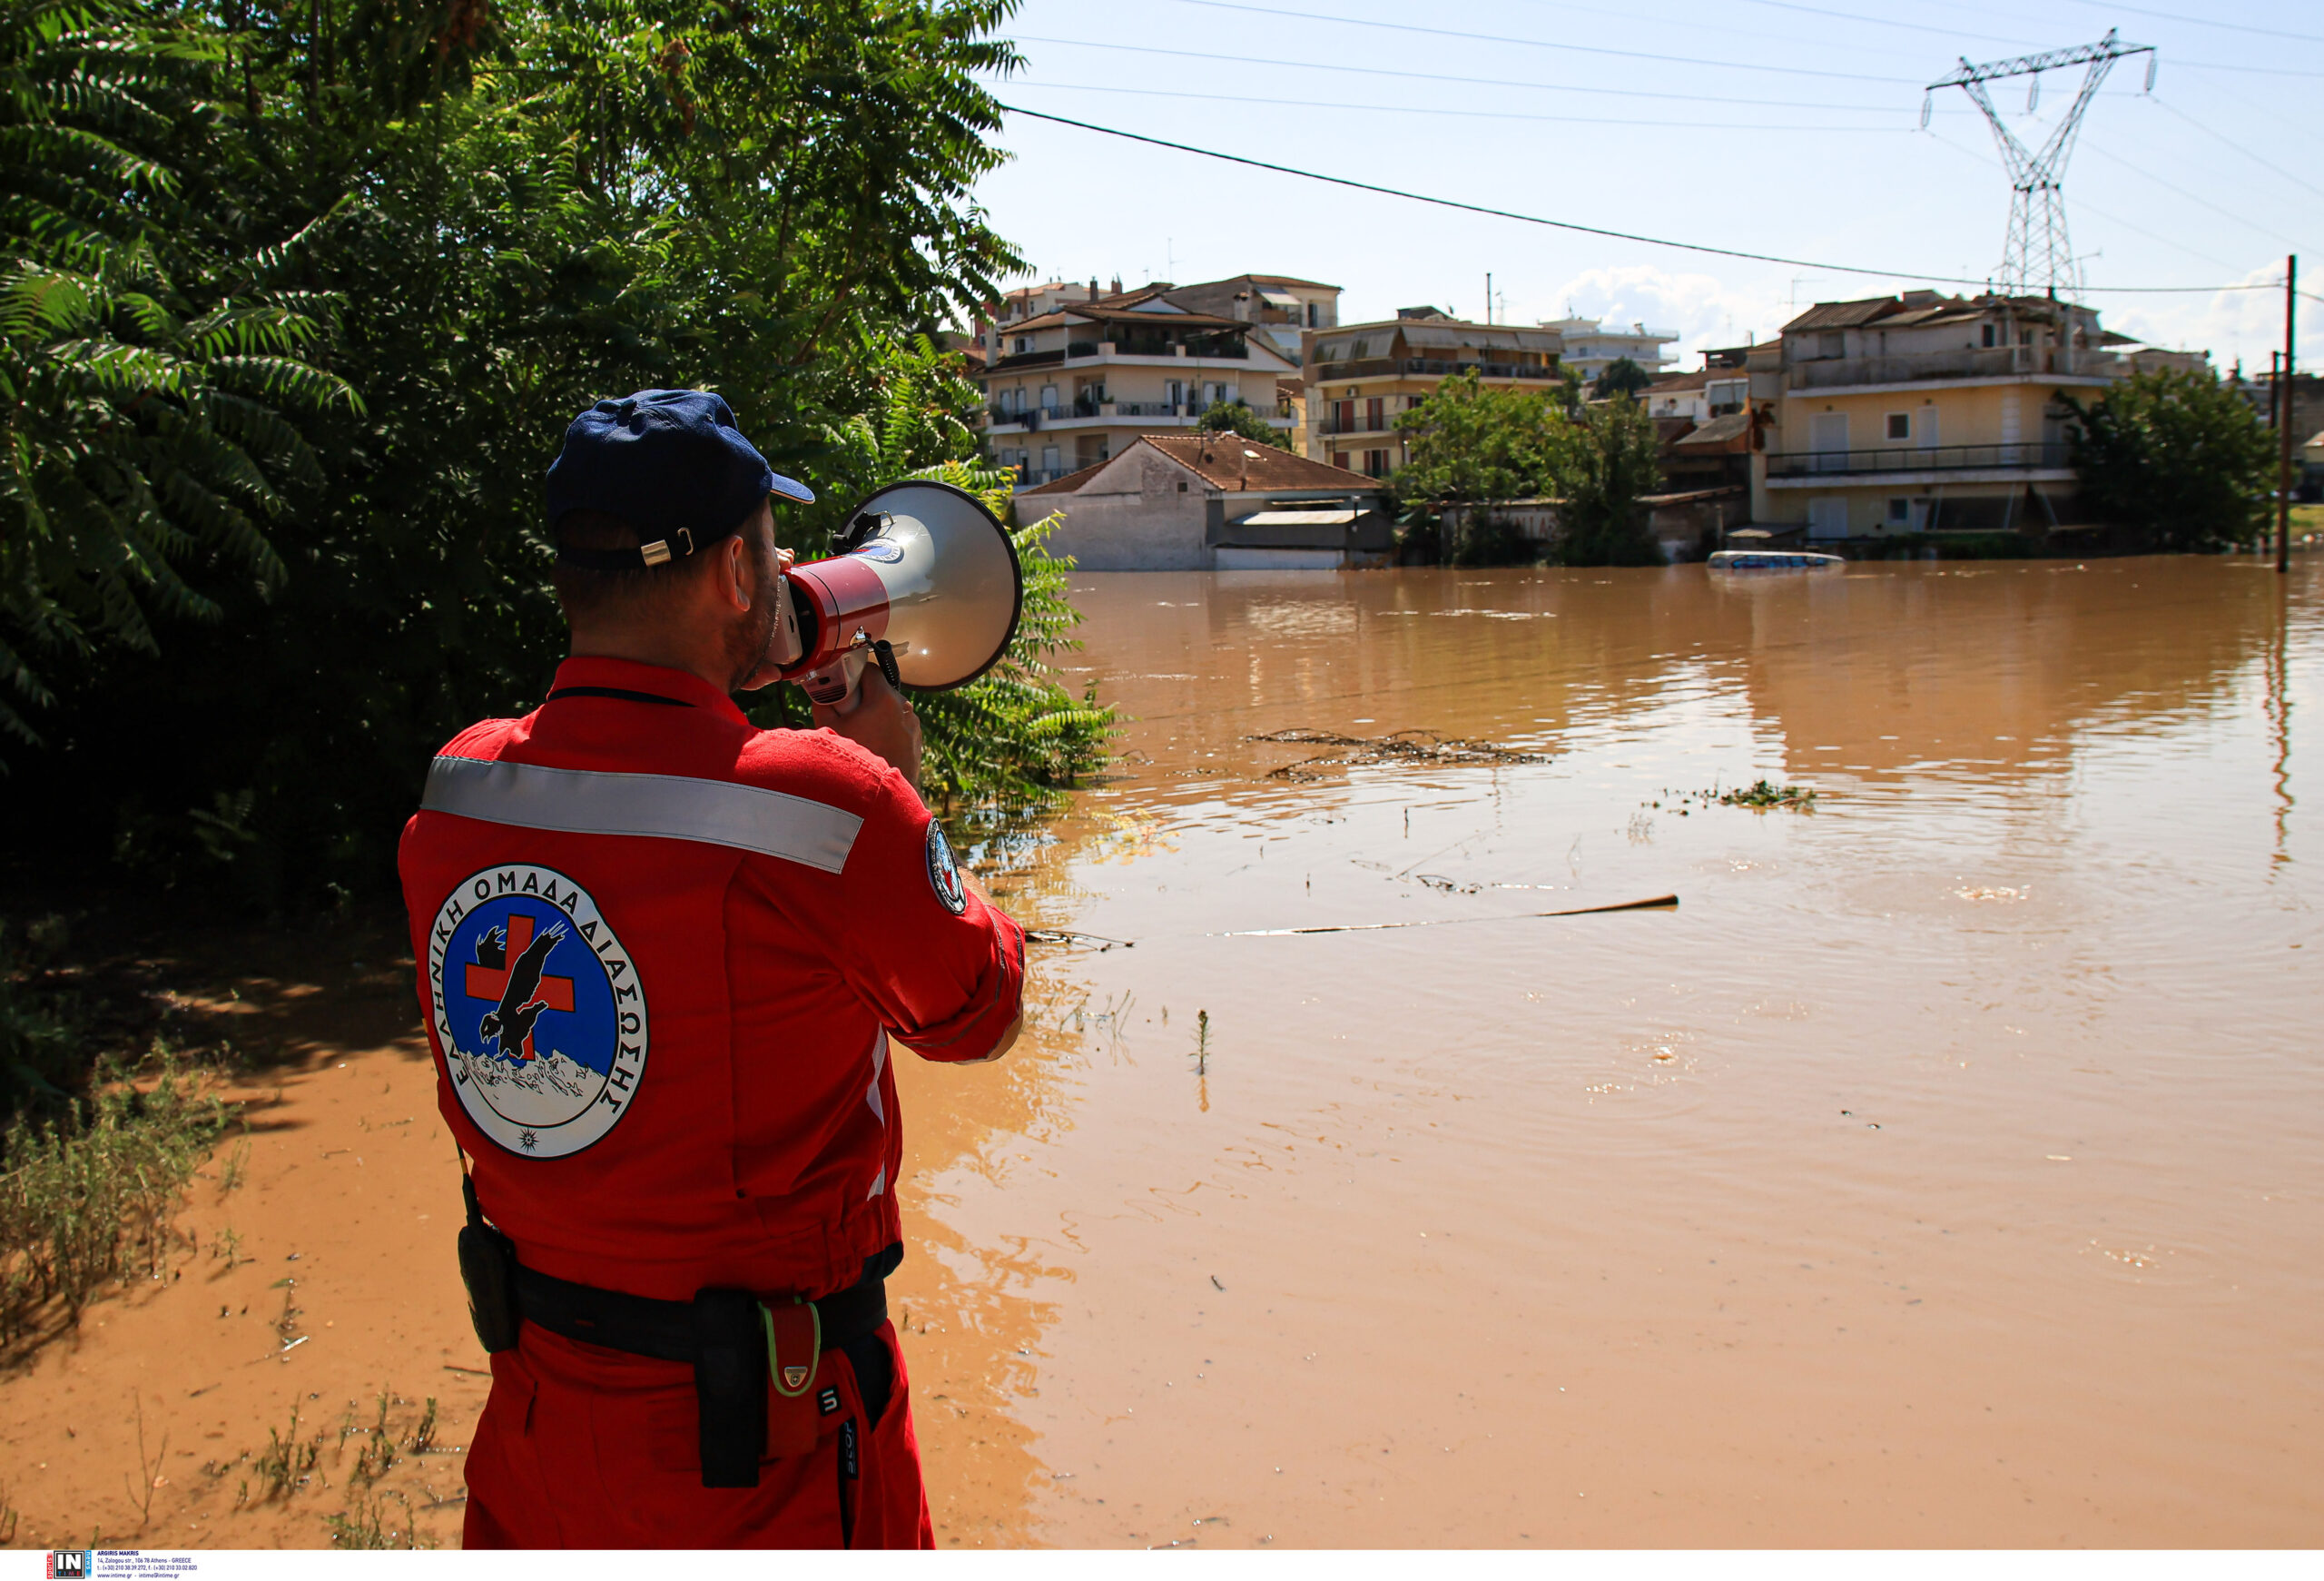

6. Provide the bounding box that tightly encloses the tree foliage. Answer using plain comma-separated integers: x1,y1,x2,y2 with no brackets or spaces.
1,0,1116,912
1392,370,1571,505
1194,397,1288,450
0,0,351,748
2066,368,2274,551
1389,371,1663,566
1555,396,1662,566
1590,356,1652,400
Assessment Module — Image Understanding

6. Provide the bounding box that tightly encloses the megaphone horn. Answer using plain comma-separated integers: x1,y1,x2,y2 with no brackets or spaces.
775,480,1024,713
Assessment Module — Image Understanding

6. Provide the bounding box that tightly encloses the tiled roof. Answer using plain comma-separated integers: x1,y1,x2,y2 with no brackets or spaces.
1671,411,1754,449
1024,436,1379,496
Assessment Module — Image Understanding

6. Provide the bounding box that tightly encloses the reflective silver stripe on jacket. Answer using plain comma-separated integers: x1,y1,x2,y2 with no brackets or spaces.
422,755,862,874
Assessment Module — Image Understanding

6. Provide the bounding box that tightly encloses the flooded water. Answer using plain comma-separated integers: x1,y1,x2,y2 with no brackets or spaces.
893,557,2323,1547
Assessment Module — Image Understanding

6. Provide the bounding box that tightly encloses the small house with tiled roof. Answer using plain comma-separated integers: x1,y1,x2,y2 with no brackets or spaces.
1021,435,1393,569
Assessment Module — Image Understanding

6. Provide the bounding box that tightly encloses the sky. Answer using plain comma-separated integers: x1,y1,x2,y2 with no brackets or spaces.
969,0,2324,373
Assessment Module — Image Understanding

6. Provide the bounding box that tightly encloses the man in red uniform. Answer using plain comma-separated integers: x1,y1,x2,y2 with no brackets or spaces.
398,389,1024,1547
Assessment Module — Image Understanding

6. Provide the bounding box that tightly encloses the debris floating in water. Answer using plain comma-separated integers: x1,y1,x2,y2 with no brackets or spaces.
1213,894,1678,936
1249,727,1551,781
1023,928,1136,951
1717,779,1817,811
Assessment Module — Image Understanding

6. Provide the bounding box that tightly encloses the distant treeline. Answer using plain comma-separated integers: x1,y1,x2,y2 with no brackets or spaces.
1,0,1106,914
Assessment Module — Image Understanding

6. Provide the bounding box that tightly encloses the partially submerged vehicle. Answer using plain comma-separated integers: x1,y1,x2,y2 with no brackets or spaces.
1708,548,1845,573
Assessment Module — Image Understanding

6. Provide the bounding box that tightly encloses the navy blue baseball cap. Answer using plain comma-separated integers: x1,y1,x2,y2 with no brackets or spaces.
545,389,813,569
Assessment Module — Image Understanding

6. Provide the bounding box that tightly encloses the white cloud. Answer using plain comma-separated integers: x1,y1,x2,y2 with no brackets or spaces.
1537,264,1789,368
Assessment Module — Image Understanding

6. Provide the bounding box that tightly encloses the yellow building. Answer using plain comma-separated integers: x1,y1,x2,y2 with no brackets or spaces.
1751,291,2160,539
1302,309,1564,478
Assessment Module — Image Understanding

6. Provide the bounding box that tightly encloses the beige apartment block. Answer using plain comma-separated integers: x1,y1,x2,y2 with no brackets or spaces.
1750,291,2187,539
1302,309,1565,478
975,282,1300,489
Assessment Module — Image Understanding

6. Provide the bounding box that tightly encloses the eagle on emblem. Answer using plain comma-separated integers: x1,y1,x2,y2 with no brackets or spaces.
476,919,567,1063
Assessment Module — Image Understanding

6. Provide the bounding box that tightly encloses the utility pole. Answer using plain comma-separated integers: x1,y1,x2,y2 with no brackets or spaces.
1484,272,1492,326
2280,255,2297,575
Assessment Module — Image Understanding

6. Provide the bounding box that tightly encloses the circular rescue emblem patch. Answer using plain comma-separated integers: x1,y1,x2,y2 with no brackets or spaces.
424,864,646,1159
925,821,967,915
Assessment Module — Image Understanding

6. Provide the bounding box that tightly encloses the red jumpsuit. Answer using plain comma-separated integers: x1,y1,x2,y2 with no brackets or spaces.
398,656,1025,1547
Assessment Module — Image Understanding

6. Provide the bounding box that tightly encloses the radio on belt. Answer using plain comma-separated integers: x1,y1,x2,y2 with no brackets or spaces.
768,480,1024,715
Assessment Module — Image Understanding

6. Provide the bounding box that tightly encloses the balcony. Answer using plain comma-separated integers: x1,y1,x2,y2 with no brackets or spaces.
1316,409,1400,436
1315,357,1560,382
1766,442,2072,478
1786,345,2120,390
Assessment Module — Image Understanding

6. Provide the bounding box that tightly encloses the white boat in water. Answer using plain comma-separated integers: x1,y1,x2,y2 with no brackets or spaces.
1708,548,1845,573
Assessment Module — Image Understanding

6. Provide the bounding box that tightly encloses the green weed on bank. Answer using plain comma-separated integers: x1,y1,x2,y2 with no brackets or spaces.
0,1051,225,1348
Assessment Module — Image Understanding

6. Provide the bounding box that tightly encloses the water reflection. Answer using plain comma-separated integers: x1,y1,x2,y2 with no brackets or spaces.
905,558,2324,1547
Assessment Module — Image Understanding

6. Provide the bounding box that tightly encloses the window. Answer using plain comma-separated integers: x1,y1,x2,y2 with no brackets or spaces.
1918,406,1939,448
1167,379,1185,410
1177,480,1188,493
1039,383,1057,410
1818,331,1846,359
1366,397,1384,430
1332,451,1349,470
1886,412,1911,441
1887,498,1910,525
1040,445,1059,474
1981,323,1996,348
1364,449,1390,478
1306,303,1319,327
1013,335,1031,354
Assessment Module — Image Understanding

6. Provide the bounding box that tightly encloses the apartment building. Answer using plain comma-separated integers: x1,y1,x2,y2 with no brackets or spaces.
1301,309,1565,477
1750,290,2145,539
1539,315,1679,385
1641,361,1750,424
1161,274,1340,361
976,282,1300,489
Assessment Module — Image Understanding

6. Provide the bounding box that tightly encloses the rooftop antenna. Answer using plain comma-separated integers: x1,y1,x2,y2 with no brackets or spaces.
1925,29,2156,301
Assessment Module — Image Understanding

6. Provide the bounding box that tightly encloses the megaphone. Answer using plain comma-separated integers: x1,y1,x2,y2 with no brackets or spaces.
769,480,1023,713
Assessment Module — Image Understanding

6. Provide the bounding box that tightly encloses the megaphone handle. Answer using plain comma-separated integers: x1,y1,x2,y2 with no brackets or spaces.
872,639,901,690
801,647,871,714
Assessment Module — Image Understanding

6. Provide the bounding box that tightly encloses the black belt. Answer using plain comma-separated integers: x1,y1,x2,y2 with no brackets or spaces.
513,1261,891,1365
458,1175,900,1488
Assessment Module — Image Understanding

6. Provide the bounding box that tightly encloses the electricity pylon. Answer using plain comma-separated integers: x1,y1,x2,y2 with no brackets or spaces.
1925,29,2155,299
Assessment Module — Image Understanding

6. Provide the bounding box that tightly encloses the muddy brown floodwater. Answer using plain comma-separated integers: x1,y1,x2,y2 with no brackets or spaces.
5,558,2318,1550
893,556,2324,1547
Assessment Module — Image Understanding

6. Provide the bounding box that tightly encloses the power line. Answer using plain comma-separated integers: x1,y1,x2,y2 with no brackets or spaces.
1723,0,2043,48
2078,140,2309,251
1167,0,2324,82
2058,0,2324,47
999,103,2281,295
1921,126,2243,274
1164,0,1924,84
1000,81,1909,134
2145,97,2324,203
1011,35,1903,114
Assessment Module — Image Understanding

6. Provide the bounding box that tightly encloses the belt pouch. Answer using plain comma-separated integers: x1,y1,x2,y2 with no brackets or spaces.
763,1300,822,1458
455,1177,520,1354
693,1288,768,1488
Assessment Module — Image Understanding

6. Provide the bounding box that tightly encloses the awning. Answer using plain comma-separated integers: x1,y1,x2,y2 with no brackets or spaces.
1235,509,1362,526
1399,323,1563,352
1257,291,1303,310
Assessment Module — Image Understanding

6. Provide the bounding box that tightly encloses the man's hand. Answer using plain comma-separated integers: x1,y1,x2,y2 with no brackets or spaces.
815,667,923,790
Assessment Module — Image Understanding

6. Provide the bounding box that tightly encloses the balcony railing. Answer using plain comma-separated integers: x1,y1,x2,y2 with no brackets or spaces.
1786,346,2120,390
1767,442,2072,478
985,403,1073,430
1316,410,1400,436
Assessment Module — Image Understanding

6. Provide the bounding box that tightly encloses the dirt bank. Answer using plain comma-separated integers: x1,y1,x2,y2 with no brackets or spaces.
0,920,1056,1549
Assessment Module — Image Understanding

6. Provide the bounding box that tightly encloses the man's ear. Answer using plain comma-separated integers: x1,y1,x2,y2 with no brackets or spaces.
724,535,752,611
